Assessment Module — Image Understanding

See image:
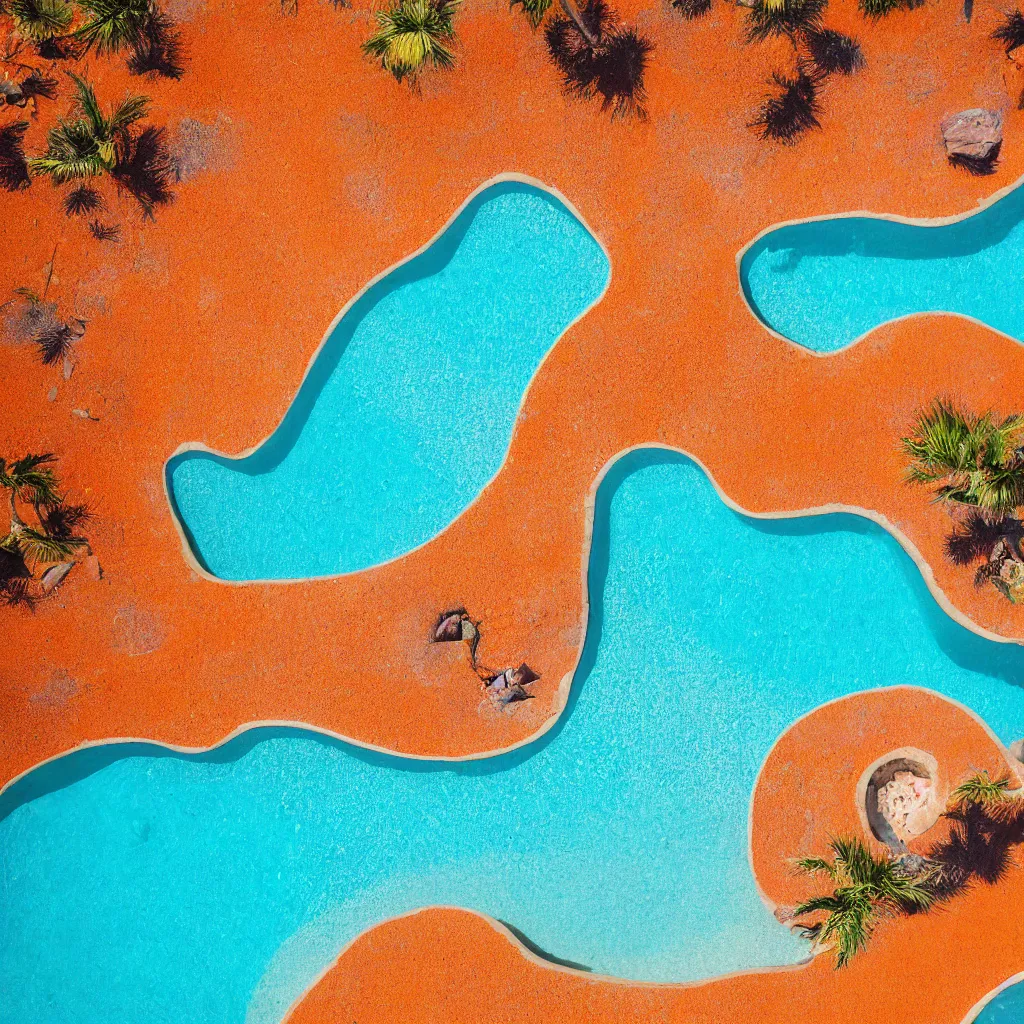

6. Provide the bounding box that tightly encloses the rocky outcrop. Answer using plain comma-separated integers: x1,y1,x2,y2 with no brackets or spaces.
877,770,932,839
940,109,1003,161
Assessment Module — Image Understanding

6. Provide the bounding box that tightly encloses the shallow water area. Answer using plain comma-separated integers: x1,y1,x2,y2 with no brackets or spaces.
166,180,610,580
7,451,1024,1023
741,182,1024,352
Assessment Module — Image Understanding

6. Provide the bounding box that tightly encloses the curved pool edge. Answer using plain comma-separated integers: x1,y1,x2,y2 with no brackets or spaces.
162,170,613,586
8,447,1024,1000
735,170,1024,356
276,906,816,1024
961,971,1024,1024
10,442,1024,793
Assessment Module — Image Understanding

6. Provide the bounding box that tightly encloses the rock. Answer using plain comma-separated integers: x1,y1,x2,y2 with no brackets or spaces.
63,355,74,380
84,554,103,581
40,561,75,594
0,78,25,106
1009,738,1024,763
431,610,465,643
47,386,57,402
877,770,932,838
940,108,1003,160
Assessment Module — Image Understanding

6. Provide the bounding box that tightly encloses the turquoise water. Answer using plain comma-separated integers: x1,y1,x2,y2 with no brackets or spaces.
740,183,1024,352
166,182,609,580
976,980,1024,1023
6,450,1024,1023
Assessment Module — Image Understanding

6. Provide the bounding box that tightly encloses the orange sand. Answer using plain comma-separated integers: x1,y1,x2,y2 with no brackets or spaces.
5,0,1024,1016
288,689,1024,1024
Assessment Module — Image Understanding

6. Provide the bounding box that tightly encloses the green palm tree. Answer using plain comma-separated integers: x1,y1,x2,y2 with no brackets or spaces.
0,453,60,534
74,0,152,54
29,73,149,185
0,453,86,568
511,0,552,28
902,401,1024,519
949,770,1015,810
794,836,936,968
363,0,462,82
5,0,74,44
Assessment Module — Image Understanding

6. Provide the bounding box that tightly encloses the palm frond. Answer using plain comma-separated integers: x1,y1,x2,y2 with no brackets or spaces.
107,91,150,133
9,0,73,41
510,0,551,28
15,525,84,563
795,855,837,878
745,0,826,42
363,0,462,81
792,835,937,968
949,770,1014,809
67,72,106,134
74,0,153,53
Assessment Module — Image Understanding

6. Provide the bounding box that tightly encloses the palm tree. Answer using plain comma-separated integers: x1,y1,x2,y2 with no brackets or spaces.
75,0,152,53
363,0,461,82
902,402,1024,519
0,453,88,578
0,453,61,534
511,0,552,28
794,836,937,968
859,0,904,16
5,0,74,44
544,0,652,119
29,73,150,185
742,0,827,44
949,770,1015,811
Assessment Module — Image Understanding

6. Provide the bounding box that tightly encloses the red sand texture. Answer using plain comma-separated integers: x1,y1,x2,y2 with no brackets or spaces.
5,0,1024,1017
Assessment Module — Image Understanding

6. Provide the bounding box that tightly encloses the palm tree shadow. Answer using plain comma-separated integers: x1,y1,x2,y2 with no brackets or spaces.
927,801,1024,902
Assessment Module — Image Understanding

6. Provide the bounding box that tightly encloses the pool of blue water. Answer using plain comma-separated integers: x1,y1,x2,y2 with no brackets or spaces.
166,181,609,580
6,450,1024,1024
740,182,1024,352
976,980,1024,1023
